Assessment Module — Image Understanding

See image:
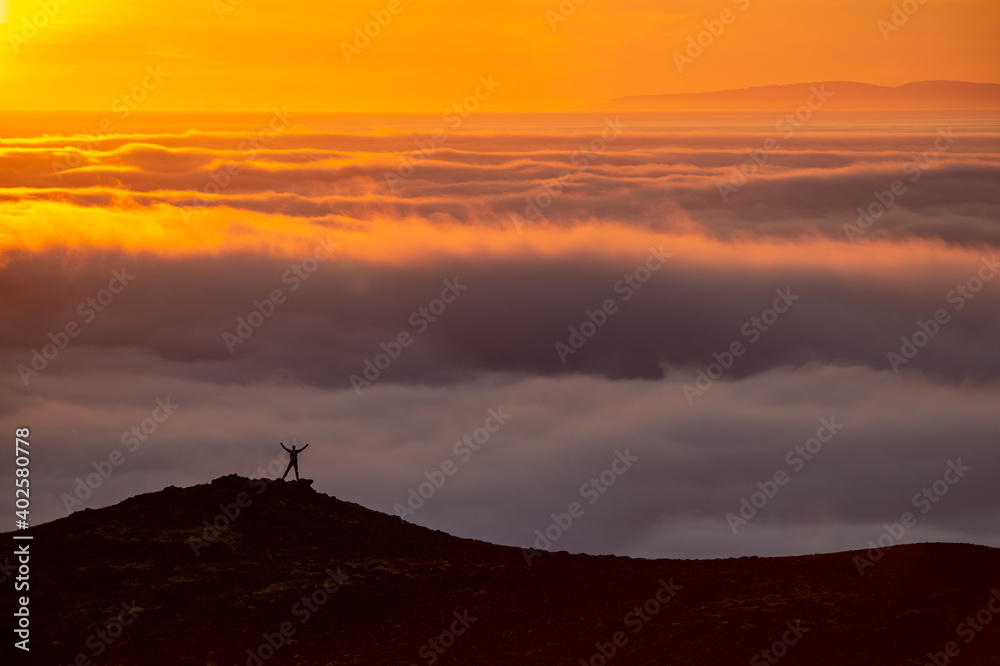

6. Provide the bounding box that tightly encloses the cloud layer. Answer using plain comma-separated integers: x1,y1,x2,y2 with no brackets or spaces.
5,364,998,559
2,112,999,245
2,112,998,558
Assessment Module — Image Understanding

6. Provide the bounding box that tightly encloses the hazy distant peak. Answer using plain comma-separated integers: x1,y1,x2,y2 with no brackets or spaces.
594,80,1000,111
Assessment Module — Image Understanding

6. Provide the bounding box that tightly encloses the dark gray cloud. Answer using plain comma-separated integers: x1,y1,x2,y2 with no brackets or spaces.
2,244,999,388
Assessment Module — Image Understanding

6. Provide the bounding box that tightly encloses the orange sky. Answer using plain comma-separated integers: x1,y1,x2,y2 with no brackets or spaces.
1,0,998,112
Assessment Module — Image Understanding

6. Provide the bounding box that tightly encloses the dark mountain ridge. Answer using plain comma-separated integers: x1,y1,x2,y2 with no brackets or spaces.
4,474,999,664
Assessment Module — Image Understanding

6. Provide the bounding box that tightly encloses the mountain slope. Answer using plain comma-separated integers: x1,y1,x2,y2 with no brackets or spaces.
4,475,1000,665
594,80,1000,112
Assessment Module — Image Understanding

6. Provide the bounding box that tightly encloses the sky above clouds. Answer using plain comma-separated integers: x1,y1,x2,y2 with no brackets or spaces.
1,0,999,110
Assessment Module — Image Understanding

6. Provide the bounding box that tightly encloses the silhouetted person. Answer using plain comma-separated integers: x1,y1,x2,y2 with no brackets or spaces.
280,442,309,480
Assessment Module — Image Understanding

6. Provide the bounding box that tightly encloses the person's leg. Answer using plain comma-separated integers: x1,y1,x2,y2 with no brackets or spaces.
293,463,300,480
282,461,293,479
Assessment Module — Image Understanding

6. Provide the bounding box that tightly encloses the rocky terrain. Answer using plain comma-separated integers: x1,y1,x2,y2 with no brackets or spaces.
4,475,999,665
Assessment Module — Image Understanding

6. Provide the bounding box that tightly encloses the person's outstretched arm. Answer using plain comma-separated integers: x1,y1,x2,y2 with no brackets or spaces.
280,443,291,453
300,443,309,452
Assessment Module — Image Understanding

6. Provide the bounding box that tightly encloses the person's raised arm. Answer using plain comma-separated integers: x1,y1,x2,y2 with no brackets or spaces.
300,443,309,452
280,443,291,453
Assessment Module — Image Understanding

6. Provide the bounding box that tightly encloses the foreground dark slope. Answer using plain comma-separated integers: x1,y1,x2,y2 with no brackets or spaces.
5,475,1000,665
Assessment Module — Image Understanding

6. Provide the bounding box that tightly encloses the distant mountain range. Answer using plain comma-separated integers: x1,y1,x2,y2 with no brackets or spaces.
5,474,1000,664
593,81,1000,112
